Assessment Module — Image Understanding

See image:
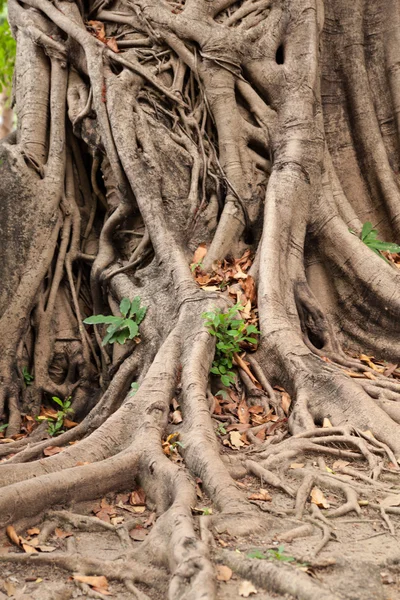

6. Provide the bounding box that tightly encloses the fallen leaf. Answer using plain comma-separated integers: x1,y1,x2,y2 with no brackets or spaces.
43,446,64,456
241,275,256,304
63,419,78,429
3,580,16,597
229,431,245,449
106,37,119,53
130,489,146,506
55,528,73,539
281,391,291,415
110,516,124,526
364,372,377,380
87,20,106,42
322,418,333,428
6,525,20,547
310,487,330,509
21,543,38,553
380,494,400,508
171,410,183,424
332,460,350,470
129,528,148,541
290,463,305,469
239,580,257,597
36,545,57,552
361,429,375,439
193,243,207,264
237,397,250,424
73,575,109,590
248,488,271,502
216,565,232,582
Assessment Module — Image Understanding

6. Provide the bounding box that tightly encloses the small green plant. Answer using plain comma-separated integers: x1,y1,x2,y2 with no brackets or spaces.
130,382,140,396
0,423,8,433
202,304,260,387
247,545,295,563
216,423,227,436
83,297,147,346
22,366,34,387
36,396,73,437
351,222,400,262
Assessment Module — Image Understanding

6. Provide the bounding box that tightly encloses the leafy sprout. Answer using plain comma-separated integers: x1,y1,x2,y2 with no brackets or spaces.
351,222,400,263
83,297,147,346
22,366,34,387
202,304,260,387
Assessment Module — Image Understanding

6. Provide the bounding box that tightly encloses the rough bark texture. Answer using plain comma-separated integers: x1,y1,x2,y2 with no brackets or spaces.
1,0,400,598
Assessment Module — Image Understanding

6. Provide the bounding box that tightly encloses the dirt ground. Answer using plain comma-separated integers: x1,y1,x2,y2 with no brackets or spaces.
0,446,399,600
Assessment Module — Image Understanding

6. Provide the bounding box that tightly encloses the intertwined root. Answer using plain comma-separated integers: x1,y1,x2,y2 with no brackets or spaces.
244,426,400,560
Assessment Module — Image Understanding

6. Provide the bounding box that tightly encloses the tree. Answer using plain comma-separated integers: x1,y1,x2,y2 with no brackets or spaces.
0,0,400,597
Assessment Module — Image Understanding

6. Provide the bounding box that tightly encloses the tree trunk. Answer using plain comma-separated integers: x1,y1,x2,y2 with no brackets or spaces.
1,0,400,597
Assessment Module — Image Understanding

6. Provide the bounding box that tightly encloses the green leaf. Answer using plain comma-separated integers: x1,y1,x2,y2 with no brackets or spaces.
245,337,258,344
130,382,140,396
361,221,373,241
136,306,147,325
220,374,231,387
84,315,121,325
120,297,131,317
246,324,260,334
122,319,139,339
129,296,141,318
210,366,220,375
368,241,400,253
116,329,130,344
247,550,266,560
52,396,64,408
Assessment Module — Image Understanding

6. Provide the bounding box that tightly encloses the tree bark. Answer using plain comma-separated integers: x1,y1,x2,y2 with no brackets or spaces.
1,0,400,597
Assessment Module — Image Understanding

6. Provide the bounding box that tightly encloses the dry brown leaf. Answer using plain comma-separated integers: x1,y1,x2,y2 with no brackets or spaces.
216,565,232,582
106,37,119,53
238,397,250,424
129,528,148,541
73,575,109,590
193,244,207,264
290,463,305,469
248,488,271,502
130,489,146,506
21,543,38,553
55,528,73,539
361,429,375,439
364,372,377,380
6,525,20,547
322,418,333,428
87,20,106,42
332,460,349,471
171,410,183,424
43,446,64,456
36,545,56,552
3,580,16,597
359,354,384,373
229,431,245,448
241,275,256,305
63,418,78,429
239,580,257,597
310,486,330,509
380,494,400,508
281,391,291,415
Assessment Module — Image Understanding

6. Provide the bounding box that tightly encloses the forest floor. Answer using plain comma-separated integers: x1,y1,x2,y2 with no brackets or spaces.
0,427,399,600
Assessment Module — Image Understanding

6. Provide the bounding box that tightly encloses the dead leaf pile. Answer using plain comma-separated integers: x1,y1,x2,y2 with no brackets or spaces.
6,525,56,553
191,247,258,324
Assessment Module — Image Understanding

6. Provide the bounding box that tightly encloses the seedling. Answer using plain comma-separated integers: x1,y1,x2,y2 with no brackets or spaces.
202,304,260,387
36,396,73,437
0,423,8,433
130,382,140,396
22,366,34,387
351,222,400,262
247,545,295,563
83,297,147,346
216,423,227,436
